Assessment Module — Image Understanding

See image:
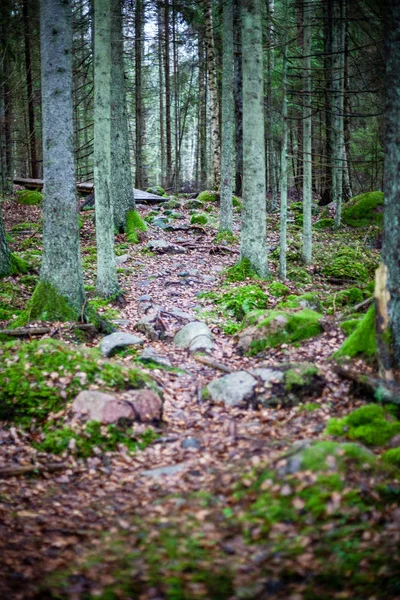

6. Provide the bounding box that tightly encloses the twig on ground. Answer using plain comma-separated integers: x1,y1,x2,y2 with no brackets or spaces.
193,353,233,373
0,463,67,478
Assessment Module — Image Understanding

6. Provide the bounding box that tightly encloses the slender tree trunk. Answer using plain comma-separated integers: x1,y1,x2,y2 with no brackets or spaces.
321,0,333,206
172,0,180,193
279,0,289,281
23,0,38,179
164,0,172,188
157,5,165,185
241,0,268,277
266,0,277,210
94,0,119,298
302,0,313,264
135,0,146,189
220,0,233,233
111,0,134,231
39,0,85,311
343,12,353,200
383,0,400,366
233,0,243,197
333,0,345,228
204,0,221,189
198,36,207,189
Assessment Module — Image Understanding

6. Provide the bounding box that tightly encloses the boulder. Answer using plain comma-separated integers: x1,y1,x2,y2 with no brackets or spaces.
174,321,214,353
146,239,187,254
124,389,163,422
207,371,257,407
115,254,130,265
71,391,133,424
139,347,172,367
185,199,204,210
99,332,144,357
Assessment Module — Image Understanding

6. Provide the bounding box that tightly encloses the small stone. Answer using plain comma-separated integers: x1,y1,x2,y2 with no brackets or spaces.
139,347,172,367
146,239,187,254
124,389,163,422
72,391,133,424
207,371,257,407
115,254,129,265
99,332,144,357
111,319,130,326
137,294,152,302
181,438,201,450
142,462,190,478
173,321,214,353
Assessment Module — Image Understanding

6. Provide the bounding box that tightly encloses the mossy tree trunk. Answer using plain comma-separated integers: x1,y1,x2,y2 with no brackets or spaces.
111,0,134,232
94,0,120,298
383,0,400,366
219,0,233,234
279,0,289,281
39,0,85,314
332,0,345,228
0,208,12,277
302,0,313,264
240,0,269,278
204,0,221,190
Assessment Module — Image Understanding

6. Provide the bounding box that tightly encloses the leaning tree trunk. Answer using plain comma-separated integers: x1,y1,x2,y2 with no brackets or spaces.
204,0,221,190
383,0,400,366
38,0,85,314
93,0,119,298
302,0,313,264
111,0,134,231
240,0,268,277
219,0,233,233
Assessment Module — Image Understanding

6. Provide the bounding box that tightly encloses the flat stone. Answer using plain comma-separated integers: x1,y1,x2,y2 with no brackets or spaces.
72,391,134,424
173,321,214,353
181,438,201,450
146,239,187,254
139,347,172,367
251,368,284,386
207,371,257,407
167,307,196,322
111,319,131,326
137,294,152,302
115,254,130,265
142,461,191,478
100,332,144,357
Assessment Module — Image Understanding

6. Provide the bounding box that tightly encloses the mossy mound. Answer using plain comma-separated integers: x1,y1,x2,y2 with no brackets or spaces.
237,308,323,355
287,266,312,283
382,447,400,466
314,217,335,230
342,191,384,228
340,315,364,336
7,254,29,276
163,199,181,209
290,201,303,213
0,339,152,421
15,281,80,325
190,213,208,225
232,195,242,210
200,285,269,321
126,210,148,244
15,189,43,205
334,305,376,359
322,246,376,282
268,281,290,297
197,190,219,203
214,230,238,245
146,186,165,196
324,286,364,314
325,404,400,447
277,292,322,312
224,258,262,282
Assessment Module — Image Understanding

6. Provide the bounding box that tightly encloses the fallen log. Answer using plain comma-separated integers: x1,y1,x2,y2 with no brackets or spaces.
0,462,67,478
0,324,96,337
334,364,400,405
193,353,233,373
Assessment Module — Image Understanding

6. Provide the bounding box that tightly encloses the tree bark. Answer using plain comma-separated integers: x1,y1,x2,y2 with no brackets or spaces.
198,36,207,189
302,0,313,264
135,0,146,189
240,0,268,277
204,0,221,189
23,0,38,180
219,0,233,233
157,5,165,185
279,0,289,281
39,0,85,311
332,0,345,228
164,0,172,188
233,0,243,197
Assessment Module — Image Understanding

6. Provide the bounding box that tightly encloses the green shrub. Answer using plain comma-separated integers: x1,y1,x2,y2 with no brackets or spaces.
342,191,384,227
16,190,43,205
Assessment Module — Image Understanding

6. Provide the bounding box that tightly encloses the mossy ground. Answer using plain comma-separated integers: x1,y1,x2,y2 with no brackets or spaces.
190,213,208,225
335,305,376,359
325,404,400,446
126,209,148,243
13,281,80,325
224,257,263,282
199,284,269,321
342,191,384,227
15,190,43,205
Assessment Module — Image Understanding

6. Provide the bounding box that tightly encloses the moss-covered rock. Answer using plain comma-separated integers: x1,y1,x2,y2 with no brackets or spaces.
237,308,323,355
334,305,376,359
15,281,80,325
185,199,204,210
8,254,29,276
322,246,376,282
314,217,335,230
163,199,181,210
197,190,219,203
126,210,148,243
324,286,364,314
146,186,165,196
268,281,290,297
214,230,238,245
190,213,208,225
287,266,312,284
224,258,262,282
342,191,384,228
277,292,322,312
325,404,400,447
340,316,363,336
0,339,153,421
15,190,43,205
201,285,269,321
382,447,400,466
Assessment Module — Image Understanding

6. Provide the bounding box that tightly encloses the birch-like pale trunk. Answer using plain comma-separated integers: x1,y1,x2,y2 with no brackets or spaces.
383,0,400,365
279,0,289,281
302,0,313,264
240,0,268,277
220,0,233,233
111,0,134,231
39,0,85,311
233,0,243,197
204,0,221,189
332,0,345,228
94,0,119,298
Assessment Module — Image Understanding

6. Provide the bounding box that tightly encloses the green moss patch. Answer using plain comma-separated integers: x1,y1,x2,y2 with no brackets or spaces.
200,285,269,321
325,404,400,447
277,292,322,312
342,191,384,228
214,230,238,245
190,213,208,225
13,281,79,326
335,305,376,359
197,190,219,203
146,186,165,196
324,286,364,314
322,246,377,282
314,217,335,230
382,447,400,466
268,281,290,297
224,258,262,282
15,190,43,205
126,210,148,243
0,339,152,421
287,266,312,284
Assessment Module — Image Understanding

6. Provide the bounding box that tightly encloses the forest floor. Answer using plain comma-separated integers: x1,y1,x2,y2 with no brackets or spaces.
0,193,399,600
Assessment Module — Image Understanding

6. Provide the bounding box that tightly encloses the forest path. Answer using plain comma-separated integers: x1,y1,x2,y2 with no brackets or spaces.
0,200,355,599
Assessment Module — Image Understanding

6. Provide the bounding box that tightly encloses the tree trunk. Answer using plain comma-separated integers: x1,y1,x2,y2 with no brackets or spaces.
302,0,313,264
198,35,207,189
383,0,400,366
157,5,165,185
204,0,221,189
93,0,119,298
320,0,333,206
233,0,243,197
332,0,345,228
172,0,180,193
39,0,85,311
240,0,268,277
164,0,172,188
279,0,289,281
266,0,277,210
135,0,146,189
111,0,134,231
23,0,38,180
219,0,233,233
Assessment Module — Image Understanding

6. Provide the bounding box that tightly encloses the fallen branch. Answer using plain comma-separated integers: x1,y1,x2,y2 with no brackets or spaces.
0,462,67,478
0,324,97,337
334,364,400,405
339,296,373,319
193,353,233,373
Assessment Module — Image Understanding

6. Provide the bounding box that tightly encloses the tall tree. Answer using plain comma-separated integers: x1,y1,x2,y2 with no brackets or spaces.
94,0,119,298
135,0,147,189
23,0,39,180
332,0,345,227
382,0,400,365
164,0,172,188
204,0,221,189
233,0,243,197
157,3,165,184
111,0,134,231
219,0,233,233
279,0,289,281
34,0,85,315
302,0,313,264
240,0,268,277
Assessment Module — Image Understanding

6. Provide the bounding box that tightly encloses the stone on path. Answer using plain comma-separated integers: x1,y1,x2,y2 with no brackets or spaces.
139,347,172,368
181,438,201,450
146,239,187,254
123,389,163,422
207,371,257,407
115,254,130,265
142,461,191,478
71,391,133,424
174,321,214,353
100,331,144,357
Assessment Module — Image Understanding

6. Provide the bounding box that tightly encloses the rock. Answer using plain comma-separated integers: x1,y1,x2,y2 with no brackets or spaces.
72,391,133,424
167,306,196,322
388,434,400,448
151,217,170,229
115,254,130,265
202,275,216,283
174,321,214,353
185,199,204,210
181,437,201,450
124,389,163,422
251,367,284,386
146,239,187,254
139,347,172,367
111,319,131,327
142,461,191,478
136,306,166,340
137,294,152,302
207,371,257,408
100,332,144,357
